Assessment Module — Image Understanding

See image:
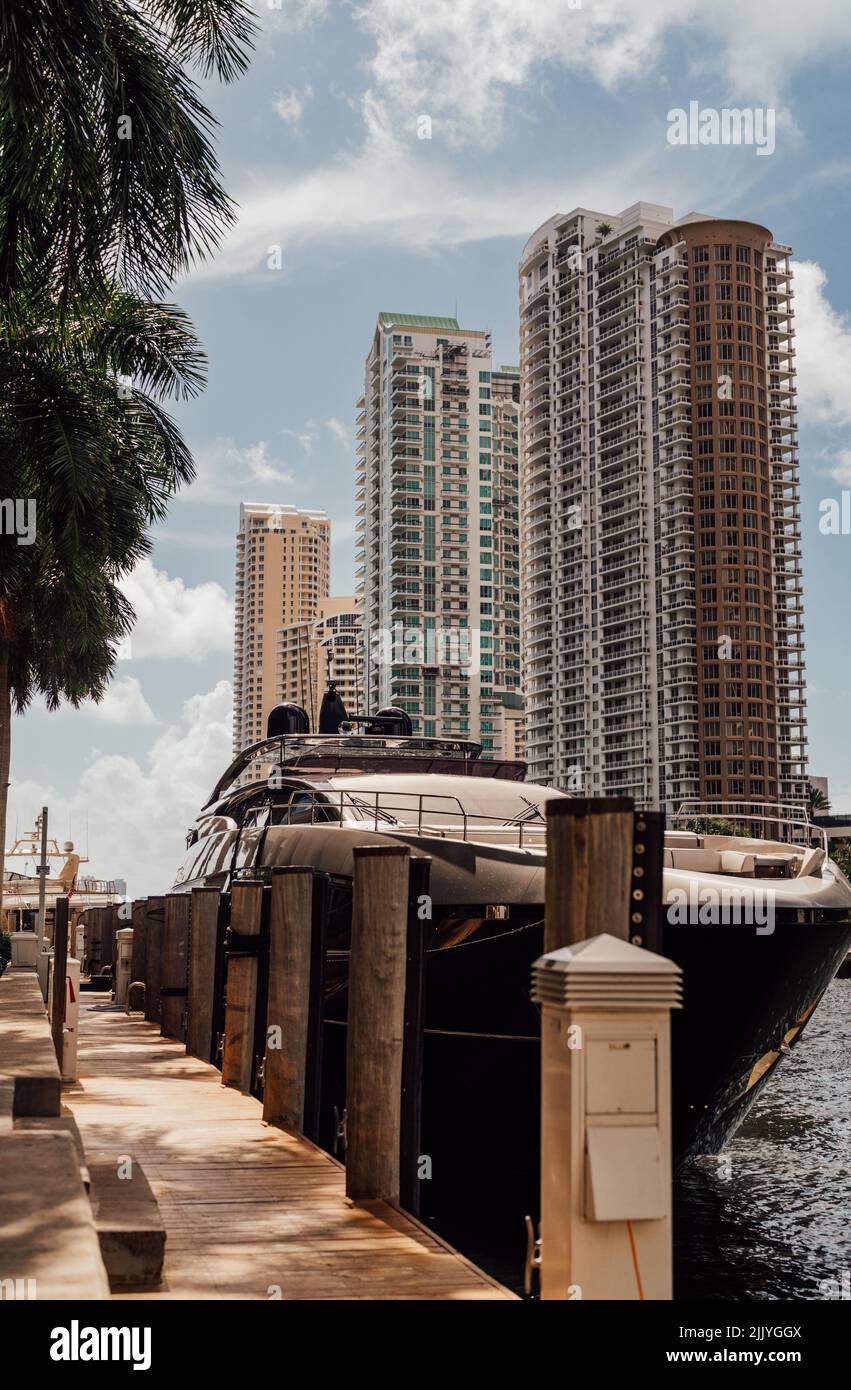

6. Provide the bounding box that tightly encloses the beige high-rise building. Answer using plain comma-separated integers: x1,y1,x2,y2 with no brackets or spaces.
276,597,362,729
233,503,330,757
519,202,805,811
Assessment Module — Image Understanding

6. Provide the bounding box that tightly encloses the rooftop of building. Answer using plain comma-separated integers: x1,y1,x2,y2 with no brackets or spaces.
239,502,329,523
521,203,785,267
521,202,676,264
378,312,461,330
376,312,490,343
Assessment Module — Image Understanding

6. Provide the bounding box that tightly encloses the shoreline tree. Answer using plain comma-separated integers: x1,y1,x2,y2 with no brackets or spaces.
0,0,255,915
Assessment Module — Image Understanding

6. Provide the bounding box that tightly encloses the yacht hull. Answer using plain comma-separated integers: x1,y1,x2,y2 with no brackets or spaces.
405,913,851,1172
188,823,851,1171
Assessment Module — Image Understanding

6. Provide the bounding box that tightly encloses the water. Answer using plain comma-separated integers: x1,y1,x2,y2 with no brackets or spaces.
674,977,851,1300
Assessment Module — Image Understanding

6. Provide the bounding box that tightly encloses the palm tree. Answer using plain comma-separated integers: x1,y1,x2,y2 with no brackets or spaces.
595,221,614,240
0,1,253,913
0,0,255,309
807,782,832,816
0,289,206,912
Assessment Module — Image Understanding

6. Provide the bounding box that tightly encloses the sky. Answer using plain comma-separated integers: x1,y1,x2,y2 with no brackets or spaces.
9,0,851,894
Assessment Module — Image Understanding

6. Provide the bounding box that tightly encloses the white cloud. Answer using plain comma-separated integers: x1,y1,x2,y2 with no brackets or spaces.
183,0,851,280
262,0,329,33
185,436,295,503
827,453,851,486
281,423,318,453
273,83,314,131
326,417,351,446
84,676,158,727
195,91,664,276
8,682,234,897
355,0,851,141
119,559,233,662
194,47,779,280
794,261,851,432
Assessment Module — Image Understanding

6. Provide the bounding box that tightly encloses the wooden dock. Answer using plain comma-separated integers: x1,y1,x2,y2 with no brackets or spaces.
64,997,515,1301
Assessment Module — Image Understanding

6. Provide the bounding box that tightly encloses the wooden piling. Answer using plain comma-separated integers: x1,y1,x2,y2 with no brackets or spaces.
399,855,430,1218
221,881,264,1092
186,888,220,1062
161,894,190,1041
143,897,164,1024
85,909,102,977
99,905,118,974
545,797,635,951
346,845,411,1204
131,899,149,993
303,872,329,1144
262,869,313,1126
630,811,666,952
50,897,70,1067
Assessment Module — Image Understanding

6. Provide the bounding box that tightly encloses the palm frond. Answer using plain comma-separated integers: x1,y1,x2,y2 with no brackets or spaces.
152,0,257,82
0,0,248,303
79,295,208,400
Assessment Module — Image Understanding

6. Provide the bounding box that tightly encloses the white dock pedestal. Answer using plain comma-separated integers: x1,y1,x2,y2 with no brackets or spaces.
10,931,38,970
115,928,134,1005
532,934,682,1301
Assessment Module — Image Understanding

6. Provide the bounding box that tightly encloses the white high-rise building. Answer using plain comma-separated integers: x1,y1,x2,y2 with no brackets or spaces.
355,314,522,756
519,203,805,810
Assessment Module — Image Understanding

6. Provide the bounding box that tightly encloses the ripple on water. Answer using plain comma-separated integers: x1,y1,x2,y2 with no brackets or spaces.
674,979,851,1300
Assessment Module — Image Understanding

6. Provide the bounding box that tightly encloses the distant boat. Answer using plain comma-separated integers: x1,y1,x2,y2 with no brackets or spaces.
1,815,124,935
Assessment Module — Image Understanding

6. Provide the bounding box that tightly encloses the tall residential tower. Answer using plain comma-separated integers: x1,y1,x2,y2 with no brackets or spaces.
233,502,330,757
355,314,522,756
519,203,805,810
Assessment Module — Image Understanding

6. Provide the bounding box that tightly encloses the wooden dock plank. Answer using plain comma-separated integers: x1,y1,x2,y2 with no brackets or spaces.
65,998,515,1301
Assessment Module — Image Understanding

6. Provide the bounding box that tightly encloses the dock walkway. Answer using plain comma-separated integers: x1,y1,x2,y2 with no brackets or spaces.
64,997,515,1300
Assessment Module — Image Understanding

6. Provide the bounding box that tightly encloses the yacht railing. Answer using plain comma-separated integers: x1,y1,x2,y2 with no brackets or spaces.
671,800,828,855
274,788,547,848
267,733,483,761
75,877,123,895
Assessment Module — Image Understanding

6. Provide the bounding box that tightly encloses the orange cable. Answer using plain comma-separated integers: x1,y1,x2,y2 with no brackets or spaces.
626,1220,645,1301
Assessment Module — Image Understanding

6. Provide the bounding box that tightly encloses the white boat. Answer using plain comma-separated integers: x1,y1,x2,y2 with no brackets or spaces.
171,688,851,1178
1,816,124,936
